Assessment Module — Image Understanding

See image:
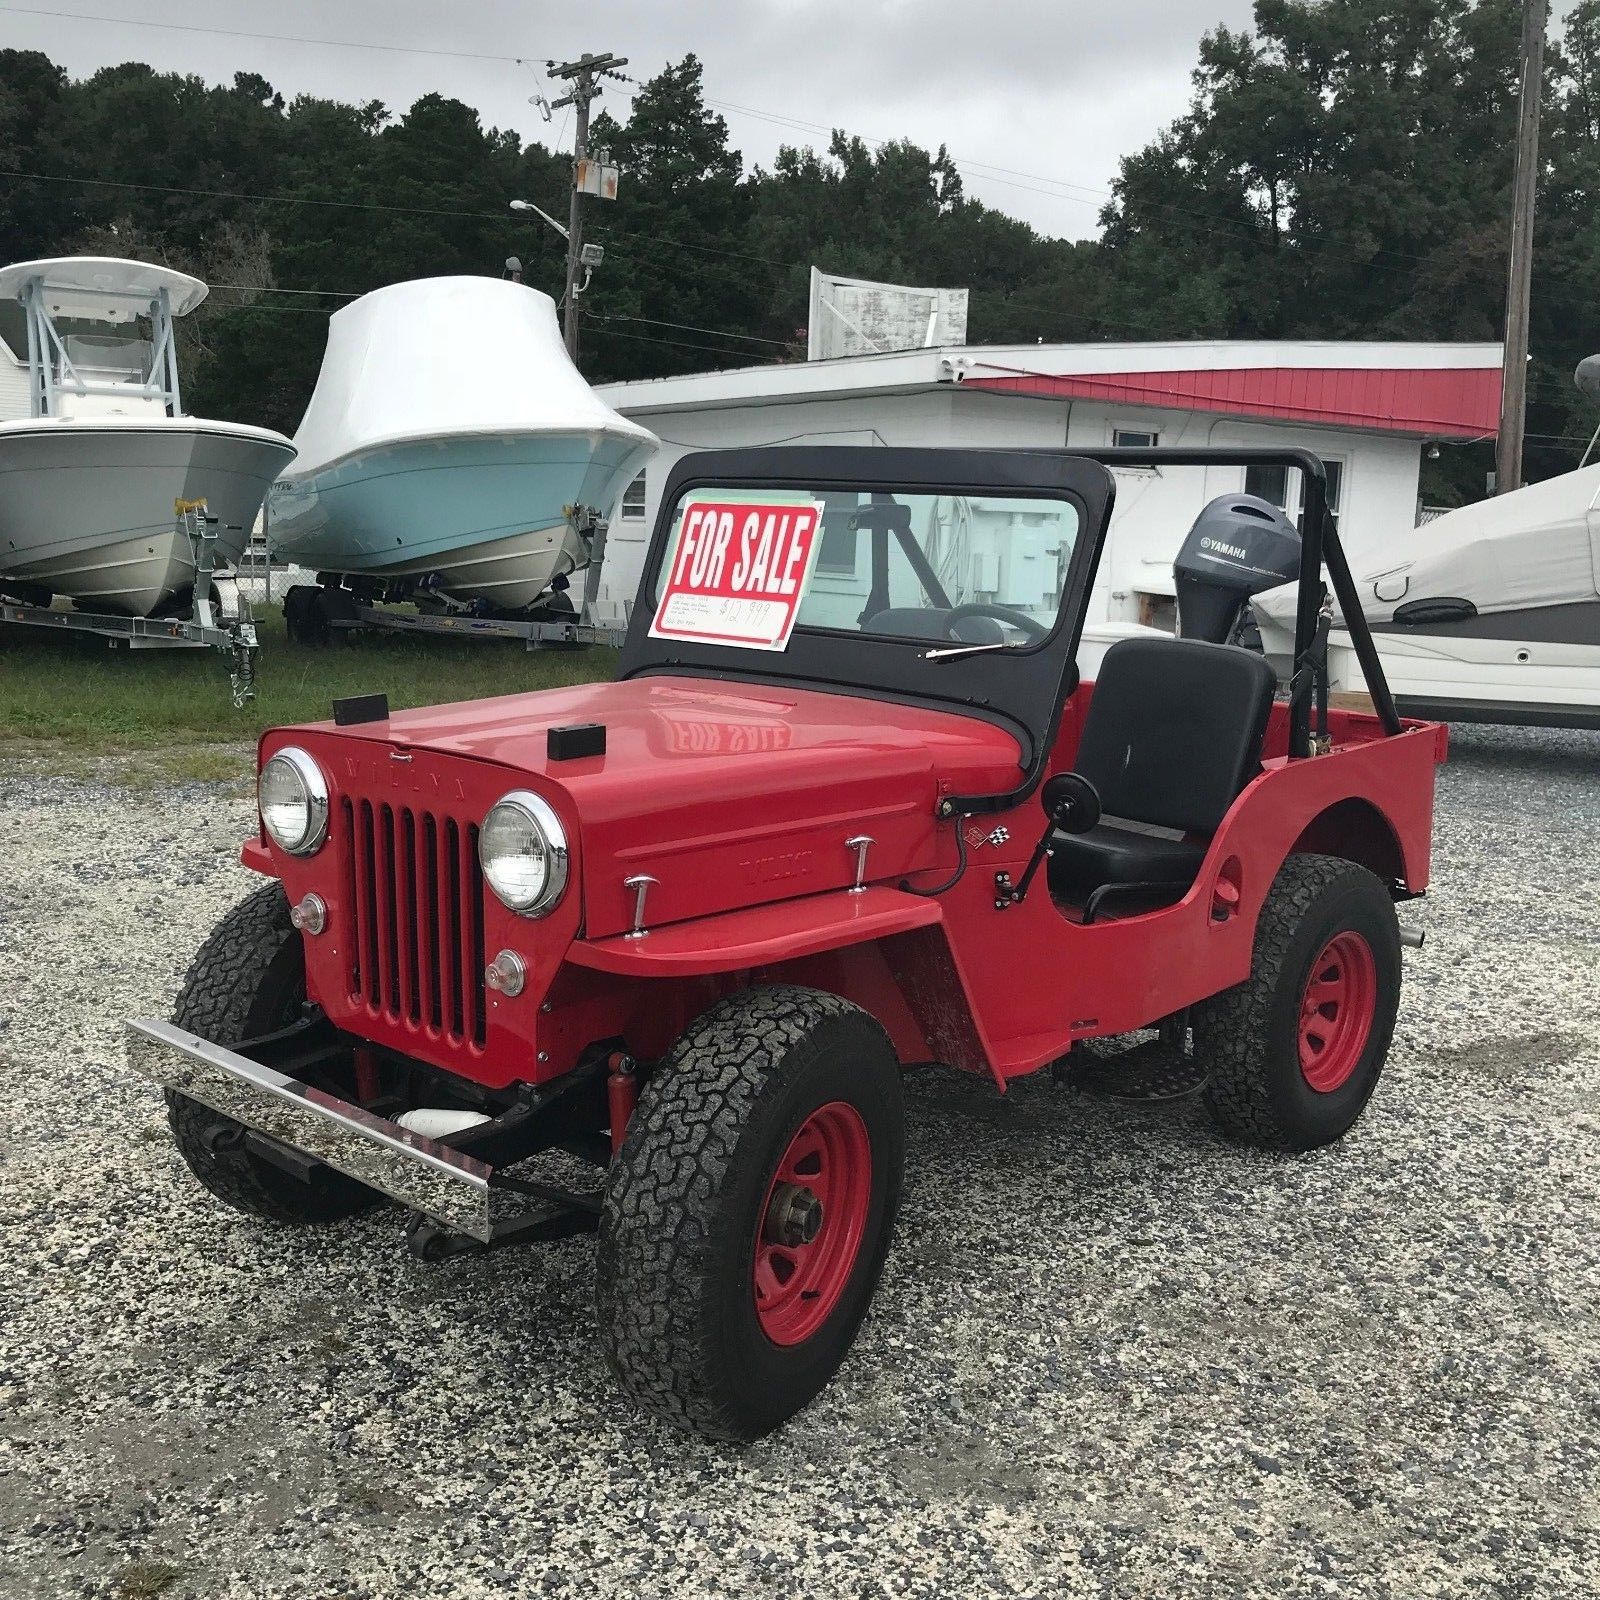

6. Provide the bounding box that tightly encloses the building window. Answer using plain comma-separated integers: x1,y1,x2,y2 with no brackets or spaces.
1322,458,1344,516
1113,427,1160,449
1244,462,1291,510
620,472,646,520
1244,458,1344,520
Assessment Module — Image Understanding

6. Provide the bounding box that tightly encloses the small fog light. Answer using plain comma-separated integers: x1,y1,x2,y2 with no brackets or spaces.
485,949,527,998
289,893,327,935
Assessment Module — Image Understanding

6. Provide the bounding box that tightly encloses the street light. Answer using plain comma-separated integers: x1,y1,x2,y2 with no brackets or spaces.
509,197,569,241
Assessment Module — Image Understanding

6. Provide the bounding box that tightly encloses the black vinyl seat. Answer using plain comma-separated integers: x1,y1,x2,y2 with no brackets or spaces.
1048,637,1277,915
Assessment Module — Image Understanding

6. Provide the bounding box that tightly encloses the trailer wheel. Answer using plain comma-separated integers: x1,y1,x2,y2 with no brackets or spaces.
166,883,377,1224
597,985,904,1441
282,584,327,646
1195,854,1401,1152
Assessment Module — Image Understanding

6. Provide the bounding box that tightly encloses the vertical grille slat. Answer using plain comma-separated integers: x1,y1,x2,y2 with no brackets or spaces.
413,811,437,1029
389,806,413,1021
340,798,360,997
465,823,486,1048
376,805,399,1015
353,800,379,1006
443,818,465,1039
457,822,474,1045
339,790,486,1051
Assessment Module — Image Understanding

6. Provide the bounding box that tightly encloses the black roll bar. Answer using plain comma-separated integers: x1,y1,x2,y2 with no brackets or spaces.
1062,447,1403,757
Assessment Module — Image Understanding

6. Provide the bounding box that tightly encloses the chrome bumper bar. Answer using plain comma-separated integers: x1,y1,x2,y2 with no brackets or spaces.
125,1019,527,1240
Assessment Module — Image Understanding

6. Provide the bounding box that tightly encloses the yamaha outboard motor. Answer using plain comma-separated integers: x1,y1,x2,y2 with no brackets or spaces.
1173,494,1302,644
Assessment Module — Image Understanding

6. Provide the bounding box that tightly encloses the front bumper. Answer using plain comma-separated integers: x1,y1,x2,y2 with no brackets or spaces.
126,1019,527,1240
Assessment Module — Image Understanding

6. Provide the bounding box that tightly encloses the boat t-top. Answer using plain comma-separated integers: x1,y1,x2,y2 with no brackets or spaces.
0,256,296,618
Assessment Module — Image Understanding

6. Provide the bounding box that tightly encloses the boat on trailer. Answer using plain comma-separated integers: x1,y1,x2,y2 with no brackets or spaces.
0,257,296,617
1254,465,1600,728
267,276,657,626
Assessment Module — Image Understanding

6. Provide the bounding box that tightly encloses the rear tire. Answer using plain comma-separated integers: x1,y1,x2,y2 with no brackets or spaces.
166,883,377,1224
597,986,904,1441
1195,854,1400,1152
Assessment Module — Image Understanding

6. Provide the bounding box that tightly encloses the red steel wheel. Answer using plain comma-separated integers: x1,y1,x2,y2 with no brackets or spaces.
1298,930,1378,1093
599,986,905,1440
754,1100,873,1347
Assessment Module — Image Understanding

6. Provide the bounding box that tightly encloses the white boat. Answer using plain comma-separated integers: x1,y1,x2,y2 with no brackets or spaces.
0,257,296,617
1255,466,1600,727
267,276,658,615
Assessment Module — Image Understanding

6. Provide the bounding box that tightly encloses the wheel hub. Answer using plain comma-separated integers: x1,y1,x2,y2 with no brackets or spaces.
752,1100,873,1347
764,1182,823,1247
1298,930,1378,1093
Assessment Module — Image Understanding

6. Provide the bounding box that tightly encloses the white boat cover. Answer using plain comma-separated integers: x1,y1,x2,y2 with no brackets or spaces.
286,276,657,477
0,257,209,320
1257,463,1600,625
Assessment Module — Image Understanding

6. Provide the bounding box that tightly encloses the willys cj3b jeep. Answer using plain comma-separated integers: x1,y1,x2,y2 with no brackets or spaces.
127,446,1444,1441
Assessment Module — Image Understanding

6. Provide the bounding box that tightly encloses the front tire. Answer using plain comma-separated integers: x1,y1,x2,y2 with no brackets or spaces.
597,986,905,1441
166,883,377,1224
1195,854,1401,1152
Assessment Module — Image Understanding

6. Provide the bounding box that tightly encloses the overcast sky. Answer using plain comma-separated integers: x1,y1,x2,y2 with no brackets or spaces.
0,0,1276,241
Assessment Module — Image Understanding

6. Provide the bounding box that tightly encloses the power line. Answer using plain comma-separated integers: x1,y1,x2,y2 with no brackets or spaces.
0,168,795,275
598,311,789,347
4,11,1491,285
701,93,1456,276
1,167,513,222
586,319,781,363
210,282,358,298
200,285,793,357
0,5,524,63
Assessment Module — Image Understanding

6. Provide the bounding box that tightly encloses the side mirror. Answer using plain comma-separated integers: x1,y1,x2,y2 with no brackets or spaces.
1041,771,1101,835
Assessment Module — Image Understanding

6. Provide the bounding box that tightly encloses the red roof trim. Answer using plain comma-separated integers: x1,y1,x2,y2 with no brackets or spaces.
964,365,1502,440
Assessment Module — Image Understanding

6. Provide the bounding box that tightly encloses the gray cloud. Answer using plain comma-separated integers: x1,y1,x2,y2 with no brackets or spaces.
2,0,1264,239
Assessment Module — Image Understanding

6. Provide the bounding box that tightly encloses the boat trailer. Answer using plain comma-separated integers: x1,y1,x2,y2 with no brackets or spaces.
282,507,630,652
0,501,261,706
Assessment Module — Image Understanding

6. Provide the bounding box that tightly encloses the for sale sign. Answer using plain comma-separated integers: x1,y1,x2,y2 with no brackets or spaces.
649,496,825,652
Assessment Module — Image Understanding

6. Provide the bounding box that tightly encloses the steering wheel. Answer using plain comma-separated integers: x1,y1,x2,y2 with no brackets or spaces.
944,602,1049,643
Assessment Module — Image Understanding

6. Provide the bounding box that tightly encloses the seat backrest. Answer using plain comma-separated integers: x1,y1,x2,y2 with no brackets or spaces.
1075,636,1276,833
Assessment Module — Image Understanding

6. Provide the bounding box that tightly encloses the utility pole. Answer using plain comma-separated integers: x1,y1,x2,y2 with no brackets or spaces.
1496,0,1548,494
547,51,628,363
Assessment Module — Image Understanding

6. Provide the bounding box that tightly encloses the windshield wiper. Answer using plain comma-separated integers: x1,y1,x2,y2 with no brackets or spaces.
921,642,1024,662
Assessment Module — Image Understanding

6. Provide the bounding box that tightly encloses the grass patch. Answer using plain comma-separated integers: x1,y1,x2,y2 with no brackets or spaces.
0,609,618,754
0,735,257,790
115,1562,184,1599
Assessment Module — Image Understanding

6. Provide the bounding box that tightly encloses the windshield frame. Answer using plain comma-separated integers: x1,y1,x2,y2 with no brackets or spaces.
619,446,1115,809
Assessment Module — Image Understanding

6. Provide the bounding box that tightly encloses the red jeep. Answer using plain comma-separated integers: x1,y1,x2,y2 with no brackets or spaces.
128,446,1444,1441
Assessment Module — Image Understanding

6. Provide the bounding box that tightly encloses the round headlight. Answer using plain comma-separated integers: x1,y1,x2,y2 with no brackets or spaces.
259,747,329,856
479,791,568,917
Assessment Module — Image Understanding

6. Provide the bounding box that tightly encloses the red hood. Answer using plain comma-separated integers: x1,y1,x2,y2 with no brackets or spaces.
306,674,1022,937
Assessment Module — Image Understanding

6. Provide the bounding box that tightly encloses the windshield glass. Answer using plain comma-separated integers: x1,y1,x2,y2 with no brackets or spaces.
651,485,1080,652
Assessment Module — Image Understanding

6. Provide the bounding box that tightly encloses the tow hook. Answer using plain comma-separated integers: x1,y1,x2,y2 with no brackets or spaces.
198,1118,245,1156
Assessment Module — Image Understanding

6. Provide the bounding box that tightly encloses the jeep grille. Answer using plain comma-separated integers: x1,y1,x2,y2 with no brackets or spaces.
340,798,487,1049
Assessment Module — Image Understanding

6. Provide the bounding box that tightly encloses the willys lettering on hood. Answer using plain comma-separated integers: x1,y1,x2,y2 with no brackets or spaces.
309,675,1024,939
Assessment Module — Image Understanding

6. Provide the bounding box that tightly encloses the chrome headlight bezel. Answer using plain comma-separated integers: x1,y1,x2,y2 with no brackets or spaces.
479,790,569,918
258,746,329,857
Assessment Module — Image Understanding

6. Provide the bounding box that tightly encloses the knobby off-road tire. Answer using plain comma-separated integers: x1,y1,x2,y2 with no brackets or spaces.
166,882,377,1224
597,986,905,1442
1195,853,1401,1152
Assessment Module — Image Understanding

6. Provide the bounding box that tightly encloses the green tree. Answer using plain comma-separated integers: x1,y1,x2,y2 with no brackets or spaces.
581,54,767,379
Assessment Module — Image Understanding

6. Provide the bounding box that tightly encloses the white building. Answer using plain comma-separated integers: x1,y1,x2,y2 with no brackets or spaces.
593,339,1503,631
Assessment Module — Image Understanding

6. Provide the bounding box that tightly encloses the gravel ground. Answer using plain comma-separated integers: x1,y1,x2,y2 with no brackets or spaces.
1,726,1597,1600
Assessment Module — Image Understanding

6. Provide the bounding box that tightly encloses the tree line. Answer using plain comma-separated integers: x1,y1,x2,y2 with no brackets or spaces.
3,0,1598,499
